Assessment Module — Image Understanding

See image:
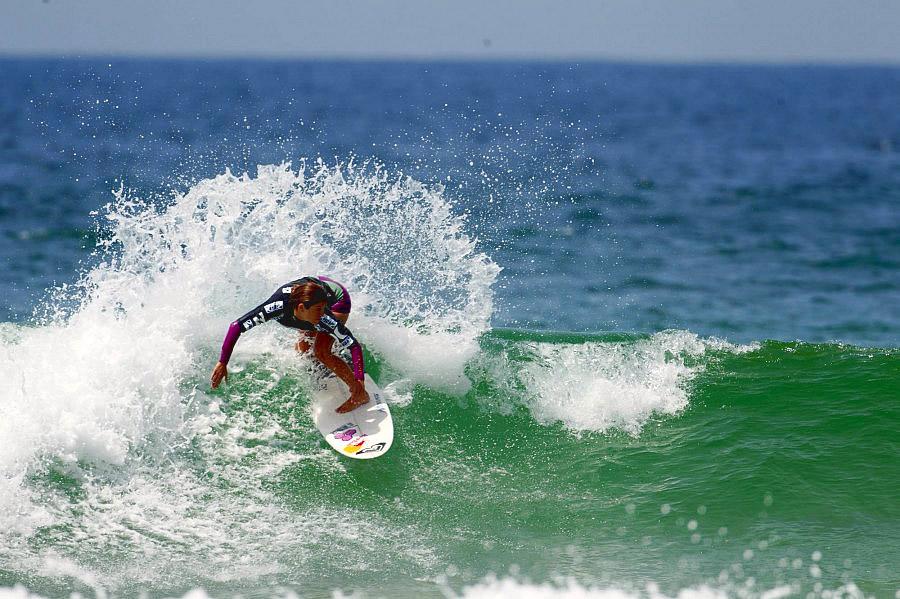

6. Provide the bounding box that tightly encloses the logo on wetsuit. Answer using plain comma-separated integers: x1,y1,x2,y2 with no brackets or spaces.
318,314,355,348
244,313,266,330
319,314,338,330
264,301,283,314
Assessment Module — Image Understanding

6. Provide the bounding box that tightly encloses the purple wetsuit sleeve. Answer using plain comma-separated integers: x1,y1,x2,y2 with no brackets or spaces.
321,313,364,381
319,275,352,313
350,345,365,381
220,288,290,364
219,321,242,364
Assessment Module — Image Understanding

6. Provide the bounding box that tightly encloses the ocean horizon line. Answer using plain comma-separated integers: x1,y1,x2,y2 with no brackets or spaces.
2,50,900,69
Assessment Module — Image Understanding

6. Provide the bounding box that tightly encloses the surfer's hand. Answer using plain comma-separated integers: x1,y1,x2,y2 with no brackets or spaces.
211,361,228,389
336,381,370,414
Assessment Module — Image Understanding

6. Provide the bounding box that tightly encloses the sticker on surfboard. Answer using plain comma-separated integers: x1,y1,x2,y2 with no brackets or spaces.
311,373,393,459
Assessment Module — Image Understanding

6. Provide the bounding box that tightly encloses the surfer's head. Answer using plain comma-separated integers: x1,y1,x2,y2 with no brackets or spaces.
291,281,327,323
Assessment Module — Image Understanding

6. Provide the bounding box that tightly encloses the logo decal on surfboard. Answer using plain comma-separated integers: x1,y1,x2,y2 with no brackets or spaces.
313,374,393,459
342,438,368,454
354,442,387,456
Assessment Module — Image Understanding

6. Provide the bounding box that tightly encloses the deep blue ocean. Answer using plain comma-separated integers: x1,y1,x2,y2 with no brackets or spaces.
0,59,898,598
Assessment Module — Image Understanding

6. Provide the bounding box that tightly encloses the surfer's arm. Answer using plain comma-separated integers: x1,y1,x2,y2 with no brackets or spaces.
323,318,365,381
349,345,364,381
217,307,266,365
212,292,286,388
220,291,287,361
218,321,243,365
212,320,251,388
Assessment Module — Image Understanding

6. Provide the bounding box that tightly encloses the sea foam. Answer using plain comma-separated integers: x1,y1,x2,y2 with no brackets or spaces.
479,331,757,434
0,161,495,586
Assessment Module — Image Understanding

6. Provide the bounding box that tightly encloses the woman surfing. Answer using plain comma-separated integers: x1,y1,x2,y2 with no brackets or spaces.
210,276,370,414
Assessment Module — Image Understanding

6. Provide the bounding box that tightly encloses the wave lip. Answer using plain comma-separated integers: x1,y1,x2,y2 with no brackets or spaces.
481,330,757,434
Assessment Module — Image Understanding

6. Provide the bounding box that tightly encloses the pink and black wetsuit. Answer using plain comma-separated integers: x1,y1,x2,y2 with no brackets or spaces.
218,276,365,380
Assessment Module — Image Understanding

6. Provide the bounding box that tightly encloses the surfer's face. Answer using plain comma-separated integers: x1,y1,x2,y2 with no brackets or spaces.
294,301,326,324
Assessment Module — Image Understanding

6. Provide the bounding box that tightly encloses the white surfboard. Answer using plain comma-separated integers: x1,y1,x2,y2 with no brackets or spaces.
311,374,393,459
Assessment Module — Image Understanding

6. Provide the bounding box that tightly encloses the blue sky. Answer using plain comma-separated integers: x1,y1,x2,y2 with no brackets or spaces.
2,0,900,63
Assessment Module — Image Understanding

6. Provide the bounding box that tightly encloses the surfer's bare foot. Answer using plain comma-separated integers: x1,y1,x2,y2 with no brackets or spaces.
336,389,370,413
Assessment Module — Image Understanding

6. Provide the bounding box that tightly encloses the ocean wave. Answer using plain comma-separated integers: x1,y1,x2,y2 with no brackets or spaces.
474,330,757,434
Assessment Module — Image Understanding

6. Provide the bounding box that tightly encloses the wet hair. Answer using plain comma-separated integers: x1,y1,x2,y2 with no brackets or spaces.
289,281,328,309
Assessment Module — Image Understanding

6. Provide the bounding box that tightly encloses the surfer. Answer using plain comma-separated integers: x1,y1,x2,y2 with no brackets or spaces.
210,276,370,414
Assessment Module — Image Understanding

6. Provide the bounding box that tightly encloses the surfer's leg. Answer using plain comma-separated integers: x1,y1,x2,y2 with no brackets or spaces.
314,333,354,386
314,331,368,415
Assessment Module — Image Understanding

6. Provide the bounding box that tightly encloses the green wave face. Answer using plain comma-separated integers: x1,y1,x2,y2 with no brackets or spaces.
354,332,899,597
3,329,899,598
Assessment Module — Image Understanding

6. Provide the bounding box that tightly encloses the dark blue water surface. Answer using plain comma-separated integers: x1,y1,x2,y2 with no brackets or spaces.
1,58,899,346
